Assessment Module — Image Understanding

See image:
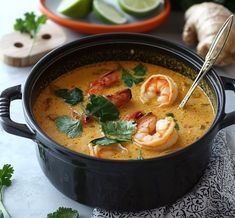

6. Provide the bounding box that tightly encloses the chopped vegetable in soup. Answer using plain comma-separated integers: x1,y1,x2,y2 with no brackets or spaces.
33,61,215,160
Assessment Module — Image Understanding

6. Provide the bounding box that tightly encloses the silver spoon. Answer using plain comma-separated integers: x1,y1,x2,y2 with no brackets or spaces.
178,14,234,109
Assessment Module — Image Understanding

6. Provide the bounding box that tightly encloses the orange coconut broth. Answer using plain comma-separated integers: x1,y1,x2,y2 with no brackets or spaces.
33,61,214,160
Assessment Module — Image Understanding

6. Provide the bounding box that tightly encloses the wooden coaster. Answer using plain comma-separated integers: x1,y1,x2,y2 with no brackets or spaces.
0,21,66,67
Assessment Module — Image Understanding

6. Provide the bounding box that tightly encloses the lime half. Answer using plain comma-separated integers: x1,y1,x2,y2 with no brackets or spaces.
58,0,92,18
93,0,127,25
118,0,161,17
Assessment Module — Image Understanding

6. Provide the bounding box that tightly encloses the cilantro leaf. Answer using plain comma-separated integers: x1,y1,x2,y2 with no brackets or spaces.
133,77,144,84
14,18,28,33
0,164,14,189
121,69,135,87
175,123,180,131
14,12,47,38
121,68,144,88
91,120,136,146
133,64,147,76
86,95,119,122
91,137,120,145
37,15,48,26
166,112,175,118
14,12,47,56
47,207,79,218
55,116,83,138
55,88,84,106
101,121,136,142
0,164,14,218
137,149,144,160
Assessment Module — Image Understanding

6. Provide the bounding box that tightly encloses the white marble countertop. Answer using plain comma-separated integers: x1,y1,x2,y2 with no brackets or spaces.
0,1,235,218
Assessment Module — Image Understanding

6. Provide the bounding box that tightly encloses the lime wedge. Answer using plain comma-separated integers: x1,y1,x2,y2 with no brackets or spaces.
118,0,161,17
93,0,127,25
58,0,92,18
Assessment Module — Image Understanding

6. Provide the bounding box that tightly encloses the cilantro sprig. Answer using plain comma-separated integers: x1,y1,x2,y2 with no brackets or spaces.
14,12,47,38
54,95,120,138
47,207,79,218
101,121,136,142
14,12,47,55
55,116,83,138
133,64,147,76
91,137,120,145
86,95,119,122
0,164,14,218
91,120,136,146
55,88,84,106
122,69,144,88
121,64,147,88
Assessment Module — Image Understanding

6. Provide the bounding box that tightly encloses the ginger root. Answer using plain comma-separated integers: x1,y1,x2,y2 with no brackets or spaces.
183,2,235,66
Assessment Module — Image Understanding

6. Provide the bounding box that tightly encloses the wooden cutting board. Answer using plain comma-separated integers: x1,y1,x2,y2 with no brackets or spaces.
0,21,66,67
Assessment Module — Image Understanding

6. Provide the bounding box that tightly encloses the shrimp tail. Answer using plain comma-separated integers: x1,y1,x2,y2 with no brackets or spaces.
88,70,120,95
124,111,145,122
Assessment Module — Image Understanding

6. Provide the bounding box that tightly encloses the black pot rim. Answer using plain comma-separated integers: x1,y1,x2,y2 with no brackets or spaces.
23,32,225,163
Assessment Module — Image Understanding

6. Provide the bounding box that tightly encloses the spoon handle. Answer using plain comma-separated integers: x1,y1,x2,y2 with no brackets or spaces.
178,15,234,109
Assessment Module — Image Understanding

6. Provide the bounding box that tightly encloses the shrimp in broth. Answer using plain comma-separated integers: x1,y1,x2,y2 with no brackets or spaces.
33,61,215,160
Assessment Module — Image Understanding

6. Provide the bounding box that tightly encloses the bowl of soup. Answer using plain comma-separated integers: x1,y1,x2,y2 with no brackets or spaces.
1,33,235,211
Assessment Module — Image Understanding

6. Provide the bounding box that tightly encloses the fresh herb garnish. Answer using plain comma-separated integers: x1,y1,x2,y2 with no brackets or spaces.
91,120,136,146
55,88,84,106
121,69,135,87
137,149,144,160
0,210,3,218
47,207,79,218
101,121,136,142
91,137,120,145
165,112,175,118
86,95,119,122
133,64,147,76
14,12,47,55
0,164,14,218
175,123,180,131
166,113,180,130
14,12,47,37
55,116,83,138
121,68,144,88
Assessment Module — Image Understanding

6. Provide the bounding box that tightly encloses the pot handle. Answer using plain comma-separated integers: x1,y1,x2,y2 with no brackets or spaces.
220,76,235,129
0,85,35,139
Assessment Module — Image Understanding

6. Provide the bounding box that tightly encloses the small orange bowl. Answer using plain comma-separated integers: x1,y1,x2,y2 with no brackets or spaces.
39,0,171,34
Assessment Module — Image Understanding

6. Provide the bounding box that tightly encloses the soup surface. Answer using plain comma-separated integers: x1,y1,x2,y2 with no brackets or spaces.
33,61,215,160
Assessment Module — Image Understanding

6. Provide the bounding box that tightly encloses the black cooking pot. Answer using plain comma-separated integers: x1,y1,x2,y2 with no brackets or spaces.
1,33,235,211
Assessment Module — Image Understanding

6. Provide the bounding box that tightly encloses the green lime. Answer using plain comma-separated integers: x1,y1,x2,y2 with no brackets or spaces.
118,0,161,17
93,0,127,25
58,0,93,18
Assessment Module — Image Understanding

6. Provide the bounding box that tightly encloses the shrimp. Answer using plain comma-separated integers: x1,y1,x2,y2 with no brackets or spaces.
106,88,132,108
124,111,145,122
88,70,120,95
88,143,128,158
140,74,178,107
72,109,94,126
134,113,178,151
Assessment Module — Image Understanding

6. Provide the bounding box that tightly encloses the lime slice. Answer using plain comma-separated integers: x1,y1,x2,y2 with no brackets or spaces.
58,0,92,18
93,0,127,25
118,0,161,17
